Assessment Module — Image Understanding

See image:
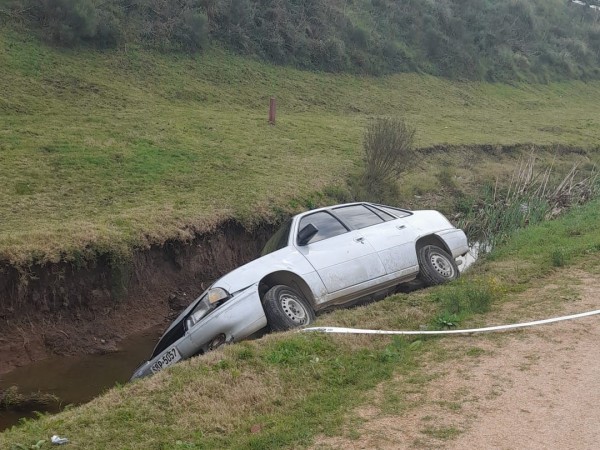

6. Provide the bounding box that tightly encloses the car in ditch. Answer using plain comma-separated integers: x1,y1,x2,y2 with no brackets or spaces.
131,202,468,380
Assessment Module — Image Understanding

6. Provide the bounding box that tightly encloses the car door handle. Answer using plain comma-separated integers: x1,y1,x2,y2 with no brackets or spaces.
354,237,365,244
396,225,406,230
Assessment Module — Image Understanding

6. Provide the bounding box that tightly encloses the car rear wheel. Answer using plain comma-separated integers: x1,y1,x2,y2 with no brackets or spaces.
263,285,315,331
417,245,459,286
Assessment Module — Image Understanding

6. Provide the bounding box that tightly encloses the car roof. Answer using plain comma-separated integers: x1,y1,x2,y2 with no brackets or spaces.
292,202,410,220
293,202,364,219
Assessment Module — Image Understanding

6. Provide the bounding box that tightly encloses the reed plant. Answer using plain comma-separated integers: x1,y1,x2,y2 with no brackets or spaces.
458,152,598,250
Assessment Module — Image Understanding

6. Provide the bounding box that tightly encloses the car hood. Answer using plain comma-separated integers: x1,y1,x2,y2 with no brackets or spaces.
156,247,305,343
210,248,299,292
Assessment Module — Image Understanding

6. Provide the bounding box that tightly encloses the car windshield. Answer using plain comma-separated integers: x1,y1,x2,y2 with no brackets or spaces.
261,219,292,256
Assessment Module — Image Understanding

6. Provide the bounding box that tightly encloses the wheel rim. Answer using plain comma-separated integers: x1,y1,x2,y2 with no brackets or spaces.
280,294,308,324
429,252,455,279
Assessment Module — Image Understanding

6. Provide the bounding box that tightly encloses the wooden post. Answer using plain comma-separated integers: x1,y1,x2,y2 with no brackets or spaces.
268,97,276,125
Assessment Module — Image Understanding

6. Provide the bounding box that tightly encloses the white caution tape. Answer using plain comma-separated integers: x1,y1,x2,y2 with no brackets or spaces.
303,309,600,336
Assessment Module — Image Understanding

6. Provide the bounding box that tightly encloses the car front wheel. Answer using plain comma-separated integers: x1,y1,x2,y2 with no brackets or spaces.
263,285,315,331
417,245,459,286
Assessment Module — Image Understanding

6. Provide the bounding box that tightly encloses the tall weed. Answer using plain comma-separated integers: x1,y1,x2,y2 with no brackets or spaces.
459,152,598,249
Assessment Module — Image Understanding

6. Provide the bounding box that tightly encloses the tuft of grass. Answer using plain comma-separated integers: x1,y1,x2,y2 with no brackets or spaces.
465,347,486,358
430,277,504,329
421,425,462,440
551,248,567,267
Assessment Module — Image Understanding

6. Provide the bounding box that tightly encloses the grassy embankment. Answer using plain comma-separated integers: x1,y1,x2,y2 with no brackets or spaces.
1,194,599,448
2,29,600,265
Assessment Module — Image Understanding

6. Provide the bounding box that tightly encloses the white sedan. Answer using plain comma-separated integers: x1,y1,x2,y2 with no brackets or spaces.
131,203,468,379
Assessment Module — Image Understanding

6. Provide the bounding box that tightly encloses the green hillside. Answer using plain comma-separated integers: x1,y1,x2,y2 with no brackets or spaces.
2,28,600,264
4,0,600,81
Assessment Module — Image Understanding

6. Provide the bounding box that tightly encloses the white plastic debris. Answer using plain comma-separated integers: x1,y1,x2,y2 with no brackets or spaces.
51,435,69,445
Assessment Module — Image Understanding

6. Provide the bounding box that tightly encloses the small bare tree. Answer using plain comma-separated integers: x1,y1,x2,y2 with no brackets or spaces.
361,117,416,200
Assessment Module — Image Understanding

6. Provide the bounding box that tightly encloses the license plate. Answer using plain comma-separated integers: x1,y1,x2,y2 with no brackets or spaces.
150,346,182,374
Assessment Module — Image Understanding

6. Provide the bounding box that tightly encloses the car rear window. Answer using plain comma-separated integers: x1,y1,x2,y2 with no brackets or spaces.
333,204,384,229
372,204,412,218
364,204,396,221
298,211,348,244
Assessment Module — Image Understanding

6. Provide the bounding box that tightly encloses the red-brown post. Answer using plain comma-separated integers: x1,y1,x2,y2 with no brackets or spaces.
268,97,276,125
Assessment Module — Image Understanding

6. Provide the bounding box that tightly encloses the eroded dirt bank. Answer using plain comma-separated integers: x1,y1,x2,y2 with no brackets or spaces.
0,221,274,374
1,143,595,375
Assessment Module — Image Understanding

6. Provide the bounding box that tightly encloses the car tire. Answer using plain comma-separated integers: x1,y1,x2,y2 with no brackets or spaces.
263,285,315,331
417,245,459,286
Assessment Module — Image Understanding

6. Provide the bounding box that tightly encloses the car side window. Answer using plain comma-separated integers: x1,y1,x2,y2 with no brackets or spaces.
298,212,348,244
333,204,384,229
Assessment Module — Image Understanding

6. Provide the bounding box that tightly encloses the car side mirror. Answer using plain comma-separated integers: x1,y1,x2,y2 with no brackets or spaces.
297,223,318,246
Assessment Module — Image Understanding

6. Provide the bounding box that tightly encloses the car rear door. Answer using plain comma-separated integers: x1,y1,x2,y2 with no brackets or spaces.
331,204,419,276
295,211,386,293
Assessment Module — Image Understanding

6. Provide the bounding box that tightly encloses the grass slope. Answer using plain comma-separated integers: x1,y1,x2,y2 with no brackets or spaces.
2,30,600,264
1,198,599,449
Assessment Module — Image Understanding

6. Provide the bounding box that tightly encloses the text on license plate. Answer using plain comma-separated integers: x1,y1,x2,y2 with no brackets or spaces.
151,347,182,373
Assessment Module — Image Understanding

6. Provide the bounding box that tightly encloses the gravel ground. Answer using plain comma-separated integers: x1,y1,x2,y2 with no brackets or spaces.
314,269,600,449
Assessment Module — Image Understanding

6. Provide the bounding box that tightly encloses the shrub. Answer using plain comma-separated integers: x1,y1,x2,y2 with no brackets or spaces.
361,117,416,201
134,0,209,52
94,5,123,48
37,0,99,46
174,10,208,52
348,24,369,49
0,1,30,25
25,0,122,48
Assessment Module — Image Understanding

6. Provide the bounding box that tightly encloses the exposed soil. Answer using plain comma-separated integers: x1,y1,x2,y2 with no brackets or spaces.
0,221,273,374
0,144,594,376
313,268,600,449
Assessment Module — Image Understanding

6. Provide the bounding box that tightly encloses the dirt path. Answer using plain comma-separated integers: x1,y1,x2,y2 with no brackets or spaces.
446,313,600,449
314,269,600,449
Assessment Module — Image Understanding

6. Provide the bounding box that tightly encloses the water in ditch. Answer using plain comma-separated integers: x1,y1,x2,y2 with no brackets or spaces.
457,242,484,272
0,325,163,431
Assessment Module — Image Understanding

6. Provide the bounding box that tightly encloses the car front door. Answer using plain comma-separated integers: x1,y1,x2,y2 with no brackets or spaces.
295,211,387,293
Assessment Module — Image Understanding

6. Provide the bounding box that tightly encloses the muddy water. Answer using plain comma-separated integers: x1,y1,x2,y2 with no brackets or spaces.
0,325,163,431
